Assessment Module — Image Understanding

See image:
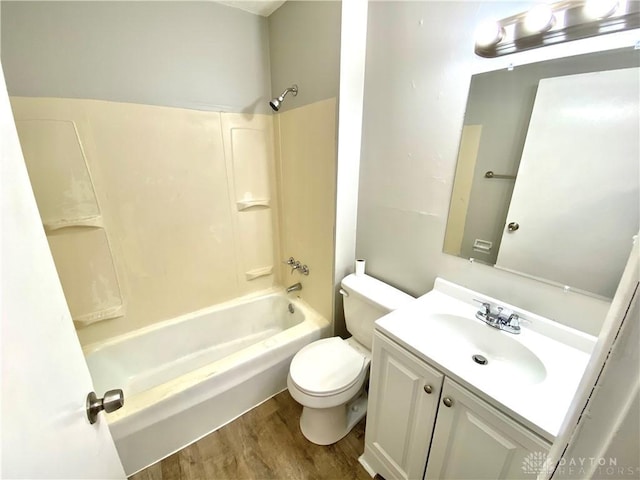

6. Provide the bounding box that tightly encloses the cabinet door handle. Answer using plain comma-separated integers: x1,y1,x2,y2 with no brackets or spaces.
423,384,433,394
443,397,454,408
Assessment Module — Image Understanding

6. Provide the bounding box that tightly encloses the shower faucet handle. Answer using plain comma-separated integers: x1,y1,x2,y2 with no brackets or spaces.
291,261,302,274
282,257,310,275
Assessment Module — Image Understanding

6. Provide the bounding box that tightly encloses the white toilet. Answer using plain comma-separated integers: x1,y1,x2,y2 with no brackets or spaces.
287,273,414,445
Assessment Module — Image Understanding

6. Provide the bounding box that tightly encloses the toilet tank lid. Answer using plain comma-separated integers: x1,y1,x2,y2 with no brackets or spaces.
341,273,414,311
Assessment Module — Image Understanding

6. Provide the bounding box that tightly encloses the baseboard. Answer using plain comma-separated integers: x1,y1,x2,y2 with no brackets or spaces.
358,454,377,478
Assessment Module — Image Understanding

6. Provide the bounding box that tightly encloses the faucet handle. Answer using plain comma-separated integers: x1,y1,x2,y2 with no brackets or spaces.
500,313,523,333
472,299,491,315
514,314,532,326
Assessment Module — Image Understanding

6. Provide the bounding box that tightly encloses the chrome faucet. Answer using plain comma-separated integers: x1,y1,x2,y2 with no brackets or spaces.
286,282,302,293
473,299,521,334
283,257,310,275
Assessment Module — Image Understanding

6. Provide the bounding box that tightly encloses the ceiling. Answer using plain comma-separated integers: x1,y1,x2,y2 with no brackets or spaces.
215,1,287,17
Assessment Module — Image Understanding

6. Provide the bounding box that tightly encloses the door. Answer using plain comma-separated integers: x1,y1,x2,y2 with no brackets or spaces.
496,67,639,298
424,378,549,480
363,332,444,480
0,64,126,479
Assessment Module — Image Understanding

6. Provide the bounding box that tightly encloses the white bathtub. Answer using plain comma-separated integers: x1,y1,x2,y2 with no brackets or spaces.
83,289,330,476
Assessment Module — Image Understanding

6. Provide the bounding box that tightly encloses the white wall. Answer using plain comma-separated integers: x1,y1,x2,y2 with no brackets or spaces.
334,0,368,337
1,1,271,113
357,1,618,336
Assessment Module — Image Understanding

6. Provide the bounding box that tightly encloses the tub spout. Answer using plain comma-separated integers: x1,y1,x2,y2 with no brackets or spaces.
287,282,302,293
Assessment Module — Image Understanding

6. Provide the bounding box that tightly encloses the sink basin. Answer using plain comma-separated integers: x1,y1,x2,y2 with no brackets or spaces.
425,314,547,385
374,277,597,440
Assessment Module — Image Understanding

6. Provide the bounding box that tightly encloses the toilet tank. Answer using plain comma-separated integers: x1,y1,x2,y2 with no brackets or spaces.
341,273,414,350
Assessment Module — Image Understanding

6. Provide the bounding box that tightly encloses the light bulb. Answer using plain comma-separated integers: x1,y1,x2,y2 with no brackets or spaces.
584,0,619,19
524,4,555,33
475,21,505,47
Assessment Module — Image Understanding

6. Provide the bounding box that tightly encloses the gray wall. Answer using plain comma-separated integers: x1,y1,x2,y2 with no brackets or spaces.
357,1,611,335
268,1,341,112
1,1,272,113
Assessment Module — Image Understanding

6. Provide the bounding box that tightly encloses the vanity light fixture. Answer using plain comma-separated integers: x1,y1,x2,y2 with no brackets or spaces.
475,0,640,57
584,0,619,19
523,4,556,34
475,21,505,48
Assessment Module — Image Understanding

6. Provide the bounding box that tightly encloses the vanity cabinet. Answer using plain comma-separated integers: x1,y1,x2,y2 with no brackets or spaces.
363,332,444,480
425,378,550,479
362,332,550,480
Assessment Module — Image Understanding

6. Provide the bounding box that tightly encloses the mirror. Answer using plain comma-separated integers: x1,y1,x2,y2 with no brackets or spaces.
444,47,639,299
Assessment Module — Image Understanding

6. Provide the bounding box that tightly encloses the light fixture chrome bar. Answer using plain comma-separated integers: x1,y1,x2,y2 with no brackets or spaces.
475,0,640,58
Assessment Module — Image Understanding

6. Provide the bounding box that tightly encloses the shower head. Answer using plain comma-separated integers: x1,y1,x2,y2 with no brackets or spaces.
269,84,298,112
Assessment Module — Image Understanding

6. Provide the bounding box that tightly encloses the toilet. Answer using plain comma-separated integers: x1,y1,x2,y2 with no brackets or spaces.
287,273,414,445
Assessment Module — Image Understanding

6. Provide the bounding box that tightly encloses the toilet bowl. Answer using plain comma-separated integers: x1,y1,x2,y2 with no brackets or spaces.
287,337,370,445
287,273,414,445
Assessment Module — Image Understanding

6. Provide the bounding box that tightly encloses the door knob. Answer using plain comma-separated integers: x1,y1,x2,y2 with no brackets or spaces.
86,389,124,424
507,222,519,232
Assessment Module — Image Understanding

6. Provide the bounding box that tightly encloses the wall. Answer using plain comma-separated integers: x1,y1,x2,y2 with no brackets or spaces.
268,1,341,328
333,0,369,338
357,1,615,336
268,1,341,113
1,1,272,113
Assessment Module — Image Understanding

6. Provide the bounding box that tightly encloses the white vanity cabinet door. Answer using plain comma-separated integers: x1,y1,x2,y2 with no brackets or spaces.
424,378,550,480
363,332,444,480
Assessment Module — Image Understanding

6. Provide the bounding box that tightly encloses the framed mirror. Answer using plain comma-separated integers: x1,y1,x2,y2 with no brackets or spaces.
444,47,639,299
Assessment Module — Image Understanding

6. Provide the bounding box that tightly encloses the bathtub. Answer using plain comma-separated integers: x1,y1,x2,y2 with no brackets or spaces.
83,289,330,476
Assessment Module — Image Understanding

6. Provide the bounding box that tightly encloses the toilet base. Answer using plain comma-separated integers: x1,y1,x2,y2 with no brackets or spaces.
299,392,368,445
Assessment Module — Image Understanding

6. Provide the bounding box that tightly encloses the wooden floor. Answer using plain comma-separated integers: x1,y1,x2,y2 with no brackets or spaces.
130,390,371,480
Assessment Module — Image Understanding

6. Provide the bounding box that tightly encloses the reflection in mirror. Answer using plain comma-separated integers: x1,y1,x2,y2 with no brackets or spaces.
444,48,639,299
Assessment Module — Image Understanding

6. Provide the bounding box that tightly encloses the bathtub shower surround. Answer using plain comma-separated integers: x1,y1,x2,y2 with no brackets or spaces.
84,291,330,475
274,97,337,323
12,95,339,348
11,97,280,345
14,117,123,327
11,95,339,475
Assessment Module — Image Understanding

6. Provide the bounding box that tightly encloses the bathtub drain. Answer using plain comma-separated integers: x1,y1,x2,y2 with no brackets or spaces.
288,303,295,314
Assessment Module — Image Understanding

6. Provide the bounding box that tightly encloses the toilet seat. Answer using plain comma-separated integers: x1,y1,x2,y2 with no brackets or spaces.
289,337,367,397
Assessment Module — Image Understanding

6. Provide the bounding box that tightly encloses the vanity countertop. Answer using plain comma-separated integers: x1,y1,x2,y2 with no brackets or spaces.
374,278,597,442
